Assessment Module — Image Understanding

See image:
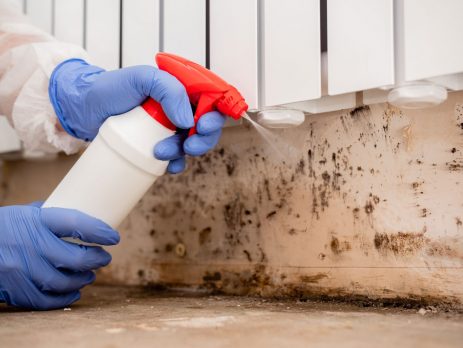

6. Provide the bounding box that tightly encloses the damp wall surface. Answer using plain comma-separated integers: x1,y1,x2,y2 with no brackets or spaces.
1,93,463,303
98,92,463,303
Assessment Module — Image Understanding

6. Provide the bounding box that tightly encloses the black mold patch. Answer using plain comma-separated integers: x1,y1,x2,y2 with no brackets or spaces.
199,227,212,245
330,237,352,255
223,197,245,230
447,160,463,171
243,250,252,262
203,271,222,282
266,211,277,219
349,105,371,118
296,159,306,174
300,273,328,283
374,232,427,256
364,202,375,214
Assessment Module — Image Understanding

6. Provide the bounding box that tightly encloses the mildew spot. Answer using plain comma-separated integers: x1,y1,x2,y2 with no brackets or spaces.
199,227,212,245
243,250,252,262
300,273,328,283
349,105,371,118
364,202,375,214
330,237,352,255
203,271,222,282
374,232,427,256
266,211,277,219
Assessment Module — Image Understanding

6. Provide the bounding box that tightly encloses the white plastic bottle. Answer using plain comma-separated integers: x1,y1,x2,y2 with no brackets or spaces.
43,102,175,228
43,52,249,232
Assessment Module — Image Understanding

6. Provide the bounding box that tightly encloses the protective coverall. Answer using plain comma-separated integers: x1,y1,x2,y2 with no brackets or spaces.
0,0,225,310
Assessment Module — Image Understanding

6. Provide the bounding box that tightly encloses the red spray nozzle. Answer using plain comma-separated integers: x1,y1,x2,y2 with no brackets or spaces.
216,87,248,120
142,53,248,134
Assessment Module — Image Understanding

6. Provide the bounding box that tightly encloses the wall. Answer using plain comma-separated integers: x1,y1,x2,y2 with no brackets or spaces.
2,93,463,303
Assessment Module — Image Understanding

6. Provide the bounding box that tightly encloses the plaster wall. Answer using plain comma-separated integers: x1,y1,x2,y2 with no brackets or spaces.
2,93,463,303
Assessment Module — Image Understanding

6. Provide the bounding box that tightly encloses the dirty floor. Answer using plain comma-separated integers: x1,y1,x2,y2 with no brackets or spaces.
0,285,462,348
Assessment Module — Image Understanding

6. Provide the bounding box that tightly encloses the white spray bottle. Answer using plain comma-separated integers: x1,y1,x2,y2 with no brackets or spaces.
43,53,248,229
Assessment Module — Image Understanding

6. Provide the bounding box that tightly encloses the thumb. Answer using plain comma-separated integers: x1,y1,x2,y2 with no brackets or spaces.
40,208,120,246
28,201,44,208
89,66,194,130
149,69,194,129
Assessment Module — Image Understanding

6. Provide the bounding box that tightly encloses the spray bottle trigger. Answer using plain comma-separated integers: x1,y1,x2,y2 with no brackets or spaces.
188,92,222,136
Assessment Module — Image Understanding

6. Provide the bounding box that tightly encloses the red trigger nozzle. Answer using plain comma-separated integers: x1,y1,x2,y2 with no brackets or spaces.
216,87,248,120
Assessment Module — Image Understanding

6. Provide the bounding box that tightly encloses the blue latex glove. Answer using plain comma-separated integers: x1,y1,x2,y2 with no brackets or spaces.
154,111,226,173
49,59,226,174
0,203,120,310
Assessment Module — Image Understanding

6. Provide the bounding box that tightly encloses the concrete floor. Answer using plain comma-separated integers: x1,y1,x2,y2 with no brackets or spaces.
0,286,462,348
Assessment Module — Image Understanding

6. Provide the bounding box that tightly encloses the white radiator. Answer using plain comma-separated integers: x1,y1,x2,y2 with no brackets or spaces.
17,0,463,111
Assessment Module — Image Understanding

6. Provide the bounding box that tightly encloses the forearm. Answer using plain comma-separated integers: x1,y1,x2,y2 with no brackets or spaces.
0,0,86,154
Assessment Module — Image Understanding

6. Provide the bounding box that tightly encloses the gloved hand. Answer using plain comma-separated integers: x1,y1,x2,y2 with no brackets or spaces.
49,59,226,174
153,111,226,173
0,203,120,310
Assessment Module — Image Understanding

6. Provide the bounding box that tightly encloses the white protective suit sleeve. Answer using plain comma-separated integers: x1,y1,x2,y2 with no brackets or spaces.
0,0,87,154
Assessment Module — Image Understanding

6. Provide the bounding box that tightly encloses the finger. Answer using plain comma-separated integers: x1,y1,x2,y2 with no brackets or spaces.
196,111,226,135
35,291,81,311
150,70,194,129
28,201,44,208
92,66,193,129
4,273,80,310
153,133,186,161
183,130,222,157
42,238,112,272
40,207,120,246
34,268,95,293
41,237,113,272
167,157,186,174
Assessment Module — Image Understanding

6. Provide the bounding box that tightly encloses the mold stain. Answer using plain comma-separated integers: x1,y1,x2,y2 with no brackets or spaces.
330,237,352,255
447,160,463,171
199,227,212,245
117,98,463,304
216,264,271,296
224,153,238,176
311,183,320,220
266,210,277,219
300,273,328,284
426,241,461,260
243,250,252,262
263,179,272,201
364,201,375,214
296,158,306,175
307,149,315,178
349,105,371,119
374,232,427,256
203,271,222,282
223,197,245,231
